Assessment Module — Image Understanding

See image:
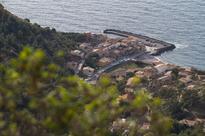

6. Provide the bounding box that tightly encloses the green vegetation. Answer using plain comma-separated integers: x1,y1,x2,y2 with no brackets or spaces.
0,4,86,63
0,48,174,136
107,62,147,75
0,48,203,136
120,62,147,69
107,63,205,135
0,3,204,136
85,52,100,68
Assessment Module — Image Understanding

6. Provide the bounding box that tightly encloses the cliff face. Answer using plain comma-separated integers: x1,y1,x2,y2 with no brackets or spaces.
0,4,86,62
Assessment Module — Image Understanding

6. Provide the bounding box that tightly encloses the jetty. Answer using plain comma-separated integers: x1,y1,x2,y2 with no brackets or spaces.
104,29,176,55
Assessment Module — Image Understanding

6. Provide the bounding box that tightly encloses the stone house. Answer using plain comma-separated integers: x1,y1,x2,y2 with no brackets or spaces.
179,76,193,84
97,57,112,67
83,66,95,76
79,43,91,52
71,50,84,58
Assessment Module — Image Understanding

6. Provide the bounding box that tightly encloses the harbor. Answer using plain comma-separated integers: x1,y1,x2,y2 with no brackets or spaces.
104,29,176,55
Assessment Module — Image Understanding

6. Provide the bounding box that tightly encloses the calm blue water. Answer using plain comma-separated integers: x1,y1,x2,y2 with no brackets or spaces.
1,0,205,70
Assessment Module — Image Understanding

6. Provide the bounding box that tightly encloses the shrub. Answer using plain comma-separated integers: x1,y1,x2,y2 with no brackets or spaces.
0,48,174,136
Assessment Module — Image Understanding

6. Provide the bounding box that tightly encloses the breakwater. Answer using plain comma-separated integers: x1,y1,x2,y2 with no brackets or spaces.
104,29,176,56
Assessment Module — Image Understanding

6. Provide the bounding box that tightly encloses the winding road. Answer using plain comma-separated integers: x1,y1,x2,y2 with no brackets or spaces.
86,52,146,82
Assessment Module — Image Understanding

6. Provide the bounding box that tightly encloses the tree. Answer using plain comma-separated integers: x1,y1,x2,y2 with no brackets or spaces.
0,5,86,63
85,52,100,68
0,48,174,136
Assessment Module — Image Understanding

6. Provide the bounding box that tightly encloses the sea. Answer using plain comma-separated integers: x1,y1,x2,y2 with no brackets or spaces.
1,0,205,70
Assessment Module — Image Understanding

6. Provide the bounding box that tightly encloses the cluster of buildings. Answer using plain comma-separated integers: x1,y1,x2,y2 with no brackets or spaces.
65,32,205,129
107,53,205,95
111,59,205,130
92,36,146,61
66,33,205,90
67,35,146,77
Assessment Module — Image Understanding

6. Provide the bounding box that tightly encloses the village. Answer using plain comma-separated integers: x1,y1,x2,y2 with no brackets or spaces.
66,30,205,85
1,2,205,134
67,33,146,78
65,30,205,128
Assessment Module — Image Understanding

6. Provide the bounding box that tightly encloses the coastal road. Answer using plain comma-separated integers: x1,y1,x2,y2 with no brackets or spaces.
86,52,146,82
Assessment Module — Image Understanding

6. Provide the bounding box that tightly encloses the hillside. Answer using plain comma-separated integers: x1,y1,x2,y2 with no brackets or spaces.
0,3,205,135
0,4,86,62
